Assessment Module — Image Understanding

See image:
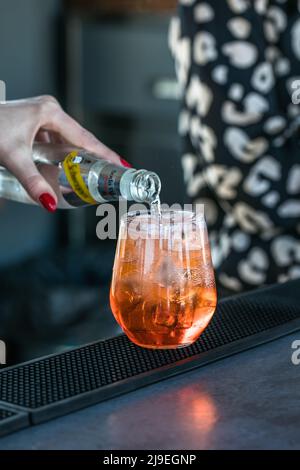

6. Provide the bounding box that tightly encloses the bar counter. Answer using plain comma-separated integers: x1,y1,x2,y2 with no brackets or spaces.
0,332,299,450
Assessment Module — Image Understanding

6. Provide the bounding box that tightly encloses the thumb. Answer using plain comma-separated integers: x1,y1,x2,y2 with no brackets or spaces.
4,149,57,212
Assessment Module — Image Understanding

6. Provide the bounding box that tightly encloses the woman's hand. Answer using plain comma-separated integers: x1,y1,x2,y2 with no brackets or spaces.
0,96,127,212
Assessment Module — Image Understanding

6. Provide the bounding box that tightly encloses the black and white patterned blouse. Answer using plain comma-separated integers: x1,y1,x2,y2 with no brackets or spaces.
169,0,300,294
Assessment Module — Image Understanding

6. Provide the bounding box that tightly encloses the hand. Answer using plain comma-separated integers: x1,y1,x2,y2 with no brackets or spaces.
0,96,128,212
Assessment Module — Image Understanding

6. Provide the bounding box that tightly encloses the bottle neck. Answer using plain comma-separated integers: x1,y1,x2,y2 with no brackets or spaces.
89,164,161,204
126,170,161,204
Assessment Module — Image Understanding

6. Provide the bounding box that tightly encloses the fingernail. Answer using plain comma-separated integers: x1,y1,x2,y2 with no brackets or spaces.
39,193,57,212
120,158,132,168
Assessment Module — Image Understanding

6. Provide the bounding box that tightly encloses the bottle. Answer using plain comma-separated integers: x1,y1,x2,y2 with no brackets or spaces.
0,144,161,209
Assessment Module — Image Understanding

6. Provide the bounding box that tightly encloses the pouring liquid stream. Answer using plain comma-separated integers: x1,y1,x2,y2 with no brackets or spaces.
150,196,162,217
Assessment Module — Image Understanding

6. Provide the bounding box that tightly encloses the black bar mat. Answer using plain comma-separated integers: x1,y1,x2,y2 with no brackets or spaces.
0,404,29,437
0,280,300,430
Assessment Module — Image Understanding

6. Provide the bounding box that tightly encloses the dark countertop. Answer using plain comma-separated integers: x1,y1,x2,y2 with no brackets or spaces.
0,332,299,450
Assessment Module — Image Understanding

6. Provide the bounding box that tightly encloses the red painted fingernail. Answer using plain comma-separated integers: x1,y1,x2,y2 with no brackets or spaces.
120,158,132,168
39,193,57,212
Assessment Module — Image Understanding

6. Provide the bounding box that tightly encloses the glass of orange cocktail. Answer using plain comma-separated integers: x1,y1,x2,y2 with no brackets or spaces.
110,210,217,349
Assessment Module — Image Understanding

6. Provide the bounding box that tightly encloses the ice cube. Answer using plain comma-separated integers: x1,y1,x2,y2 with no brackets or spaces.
156,256,180,287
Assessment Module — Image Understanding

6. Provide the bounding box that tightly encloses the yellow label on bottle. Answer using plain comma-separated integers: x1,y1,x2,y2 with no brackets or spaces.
63,152,97,204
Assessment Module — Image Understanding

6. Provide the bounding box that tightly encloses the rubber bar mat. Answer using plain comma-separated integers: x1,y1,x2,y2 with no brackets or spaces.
0,405,29,437
0,279,300,434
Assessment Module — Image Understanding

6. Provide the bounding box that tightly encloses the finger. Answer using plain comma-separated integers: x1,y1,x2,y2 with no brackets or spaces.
3,148,57,211
36,98,122,164
54,113,121,164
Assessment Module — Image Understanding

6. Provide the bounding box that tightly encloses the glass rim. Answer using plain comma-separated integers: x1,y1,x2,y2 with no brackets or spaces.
121,208,205,223
122,209,204,220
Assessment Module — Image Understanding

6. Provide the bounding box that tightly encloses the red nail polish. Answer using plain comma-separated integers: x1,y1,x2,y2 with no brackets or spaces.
39,193,57,212
120,158,132,168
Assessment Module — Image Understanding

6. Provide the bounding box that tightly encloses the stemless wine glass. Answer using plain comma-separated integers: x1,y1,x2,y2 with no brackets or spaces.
110,209,217,349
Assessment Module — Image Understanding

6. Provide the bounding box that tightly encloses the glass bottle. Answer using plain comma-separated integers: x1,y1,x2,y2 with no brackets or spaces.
0,144,161,209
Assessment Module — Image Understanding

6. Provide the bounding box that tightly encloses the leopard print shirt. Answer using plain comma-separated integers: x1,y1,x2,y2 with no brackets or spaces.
169,0,300,294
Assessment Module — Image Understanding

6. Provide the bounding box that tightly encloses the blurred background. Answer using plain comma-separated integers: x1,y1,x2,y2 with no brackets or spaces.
0,0,185,366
